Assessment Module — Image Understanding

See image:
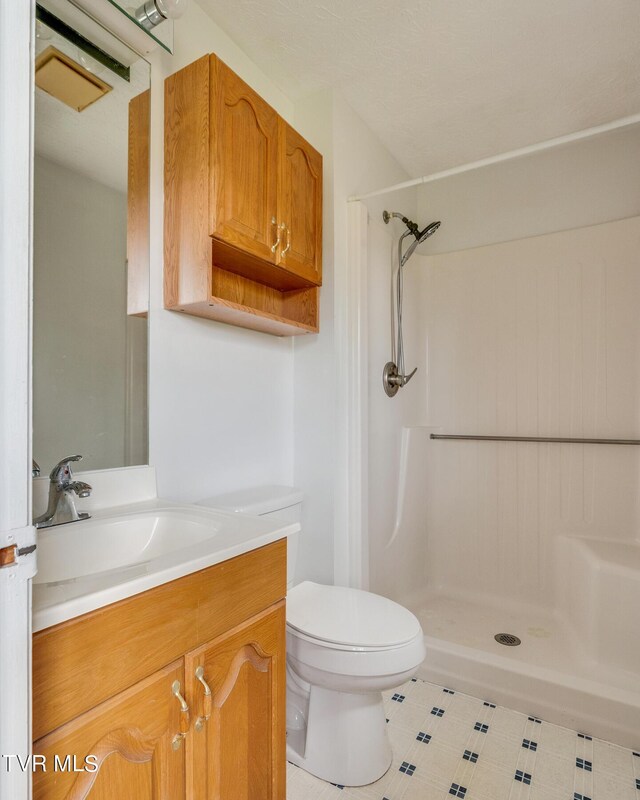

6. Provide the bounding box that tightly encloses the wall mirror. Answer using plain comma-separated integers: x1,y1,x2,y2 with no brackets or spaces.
33,0,150,473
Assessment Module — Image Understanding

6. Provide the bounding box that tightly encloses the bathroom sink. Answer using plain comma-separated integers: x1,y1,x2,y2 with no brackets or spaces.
34,509,220,584
32,500,299,632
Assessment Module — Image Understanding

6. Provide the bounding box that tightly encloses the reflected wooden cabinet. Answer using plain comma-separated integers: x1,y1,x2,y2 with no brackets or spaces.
32,541,287,800
164,54,322,336
127,89,150,317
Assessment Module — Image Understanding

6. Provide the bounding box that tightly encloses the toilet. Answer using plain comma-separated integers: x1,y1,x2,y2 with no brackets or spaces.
199,486,426,787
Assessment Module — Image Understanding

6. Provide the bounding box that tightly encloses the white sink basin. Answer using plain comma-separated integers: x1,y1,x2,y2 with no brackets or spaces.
34,509,220,584
32,500,299,633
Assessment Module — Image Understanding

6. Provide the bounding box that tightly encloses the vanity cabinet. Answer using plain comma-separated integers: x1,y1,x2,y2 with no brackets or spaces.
33,662,186,800
186,605,285,799
164,54,322,336
32,539,286,800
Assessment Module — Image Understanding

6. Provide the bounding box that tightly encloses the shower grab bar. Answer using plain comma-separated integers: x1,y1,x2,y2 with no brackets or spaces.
430,434,640,445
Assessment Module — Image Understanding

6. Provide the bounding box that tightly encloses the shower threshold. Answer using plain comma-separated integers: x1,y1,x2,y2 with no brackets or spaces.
412,591,640,750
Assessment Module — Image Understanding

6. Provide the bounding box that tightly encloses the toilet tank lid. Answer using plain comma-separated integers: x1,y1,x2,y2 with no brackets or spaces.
198,485,303,515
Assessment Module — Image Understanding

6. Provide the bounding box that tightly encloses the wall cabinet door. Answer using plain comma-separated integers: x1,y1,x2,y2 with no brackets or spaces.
185,602,286,800
277,121,323,285
33,662,186,800
210,58,280,264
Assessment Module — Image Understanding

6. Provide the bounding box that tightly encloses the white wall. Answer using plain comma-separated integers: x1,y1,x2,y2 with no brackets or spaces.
147,5,296,504
290,89,335,584
143,3,419,585
33,156,147,472
292,92,412,584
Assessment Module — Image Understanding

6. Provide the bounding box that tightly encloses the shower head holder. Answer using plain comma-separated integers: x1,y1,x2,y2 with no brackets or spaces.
383,361,417,398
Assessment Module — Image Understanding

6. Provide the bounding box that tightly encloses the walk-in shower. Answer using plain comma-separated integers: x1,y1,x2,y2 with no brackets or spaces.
362,206,640,748
347,117,640,756
382,210,440,397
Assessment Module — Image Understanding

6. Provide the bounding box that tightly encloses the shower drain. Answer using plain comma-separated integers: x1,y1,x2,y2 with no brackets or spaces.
494,633,521,647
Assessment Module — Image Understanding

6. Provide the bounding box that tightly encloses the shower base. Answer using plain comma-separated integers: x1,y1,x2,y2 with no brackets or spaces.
411,590,640,750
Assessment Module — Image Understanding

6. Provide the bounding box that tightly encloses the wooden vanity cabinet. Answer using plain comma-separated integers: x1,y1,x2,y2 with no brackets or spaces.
186,604,286,799
32,540,287,800
164,54,322,336
33,662,186,800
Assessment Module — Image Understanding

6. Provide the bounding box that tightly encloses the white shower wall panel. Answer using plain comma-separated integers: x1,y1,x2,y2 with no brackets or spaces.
366,212,427,601
418,216,640,607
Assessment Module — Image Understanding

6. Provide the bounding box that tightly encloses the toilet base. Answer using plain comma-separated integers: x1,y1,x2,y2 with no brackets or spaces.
286,683,393,787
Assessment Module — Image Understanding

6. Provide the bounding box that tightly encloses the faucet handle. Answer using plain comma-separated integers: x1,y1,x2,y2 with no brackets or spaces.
50,454,83,482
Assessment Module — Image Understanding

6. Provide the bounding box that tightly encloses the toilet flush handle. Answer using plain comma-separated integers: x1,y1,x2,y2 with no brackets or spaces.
194,666,212,732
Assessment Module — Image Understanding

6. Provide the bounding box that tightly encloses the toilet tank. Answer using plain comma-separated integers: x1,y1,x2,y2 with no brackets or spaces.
198,486,303,588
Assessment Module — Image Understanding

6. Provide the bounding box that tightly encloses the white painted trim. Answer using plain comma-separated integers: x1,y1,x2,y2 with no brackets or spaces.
334,202,369,589
349,113,640,201
0,1,35,798
348,201,369,589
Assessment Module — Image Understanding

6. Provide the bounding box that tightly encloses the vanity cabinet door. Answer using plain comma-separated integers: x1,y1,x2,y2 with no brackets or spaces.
210,56,280,264
277,120,323,285
32,662,186,800
185,602,286,800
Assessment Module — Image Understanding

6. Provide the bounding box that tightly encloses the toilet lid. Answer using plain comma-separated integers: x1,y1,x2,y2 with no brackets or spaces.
286,582,422,649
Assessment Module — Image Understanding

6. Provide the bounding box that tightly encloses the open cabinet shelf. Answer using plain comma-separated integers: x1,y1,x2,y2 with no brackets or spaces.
174,264,318,336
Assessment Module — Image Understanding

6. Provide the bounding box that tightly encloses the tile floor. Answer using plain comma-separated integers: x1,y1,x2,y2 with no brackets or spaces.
286,678,640,800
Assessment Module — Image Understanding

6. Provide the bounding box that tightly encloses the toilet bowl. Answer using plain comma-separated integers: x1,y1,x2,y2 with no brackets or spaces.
198,486,426,787
285,581,425,786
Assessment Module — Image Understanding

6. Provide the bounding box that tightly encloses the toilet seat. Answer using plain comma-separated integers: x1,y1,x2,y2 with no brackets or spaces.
287,581,422,651
286,582,425,685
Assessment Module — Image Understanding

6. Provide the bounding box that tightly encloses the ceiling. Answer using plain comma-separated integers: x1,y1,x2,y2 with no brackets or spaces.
196,0,640,178
34,26,149,193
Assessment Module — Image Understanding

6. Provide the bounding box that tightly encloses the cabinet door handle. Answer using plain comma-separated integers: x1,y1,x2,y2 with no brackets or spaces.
171,679,190,749
281,223,291,256
270,217,281,253
194,666,212,732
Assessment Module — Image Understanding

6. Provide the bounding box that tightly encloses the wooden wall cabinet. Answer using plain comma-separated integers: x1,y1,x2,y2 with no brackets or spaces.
33,540,287,800
164,55,322,336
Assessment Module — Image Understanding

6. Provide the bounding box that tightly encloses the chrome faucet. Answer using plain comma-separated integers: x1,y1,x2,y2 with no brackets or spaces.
34,455,92,529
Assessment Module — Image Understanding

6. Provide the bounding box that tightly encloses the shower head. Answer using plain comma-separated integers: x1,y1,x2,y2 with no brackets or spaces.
416,220,441,242
383,210,441,265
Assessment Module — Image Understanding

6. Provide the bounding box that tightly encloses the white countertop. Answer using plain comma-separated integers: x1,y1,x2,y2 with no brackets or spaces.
32,497,298,633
